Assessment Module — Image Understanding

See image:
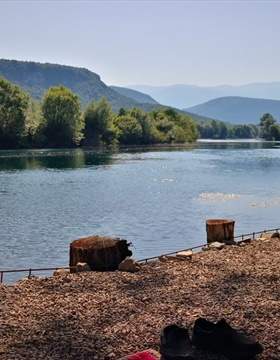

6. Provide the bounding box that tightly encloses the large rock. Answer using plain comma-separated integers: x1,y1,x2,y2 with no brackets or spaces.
118,257,140,273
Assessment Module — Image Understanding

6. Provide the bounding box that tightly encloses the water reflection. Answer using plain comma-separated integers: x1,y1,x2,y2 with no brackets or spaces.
0,142,279,171
0,149,115,171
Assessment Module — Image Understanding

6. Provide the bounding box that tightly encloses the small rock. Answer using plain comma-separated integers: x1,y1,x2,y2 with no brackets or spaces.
239,238,252,245
118,257,140,273
176,250,193,260
159,255,168,262
258,233,270,240
53,268,70,276
208,241,225,250
239,242,247,247
76,262,91,273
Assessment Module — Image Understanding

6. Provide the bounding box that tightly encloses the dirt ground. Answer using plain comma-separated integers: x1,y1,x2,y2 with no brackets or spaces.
0,237,279,360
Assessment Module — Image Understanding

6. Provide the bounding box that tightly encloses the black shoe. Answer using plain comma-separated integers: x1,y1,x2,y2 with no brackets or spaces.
192,318,263,359
160,324,194,359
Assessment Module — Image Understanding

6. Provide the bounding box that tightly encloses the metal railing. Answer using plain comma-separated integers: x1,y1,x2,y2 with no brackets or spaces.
0,266,76,284
137,227,280,264
0,227,279,284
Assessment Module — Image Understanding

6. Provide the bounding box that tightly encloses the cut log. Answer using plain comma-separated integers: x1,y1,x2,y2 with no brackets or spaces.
206,219,235,244
69,235,132,272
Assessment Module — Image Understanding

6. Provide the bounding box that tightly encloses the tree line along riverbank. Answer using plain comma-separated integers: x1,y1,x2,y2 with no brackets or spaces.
1,76,280,149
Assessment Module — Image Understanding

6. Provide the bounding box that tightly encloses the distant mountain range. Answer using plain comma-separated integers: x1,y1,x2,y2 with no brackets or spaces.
2,59,280,125
185,96,280,124
0,59,216,123
110,85,158,105
130,83,280,109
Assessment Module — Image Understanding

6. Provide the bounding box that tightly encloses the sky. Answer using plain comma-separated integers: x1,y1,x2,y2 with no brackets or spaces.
0,0,280,86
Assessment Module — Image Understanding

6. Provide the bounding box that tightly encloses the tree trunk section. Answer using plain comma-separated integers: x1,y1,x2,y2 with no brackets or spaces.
69,236,132,272
206,219,235,244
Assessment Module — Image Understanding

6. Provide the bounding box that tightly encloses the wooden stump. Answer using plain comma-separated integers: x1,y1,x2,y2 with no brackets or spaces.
69,235,132,272
206,219,235,244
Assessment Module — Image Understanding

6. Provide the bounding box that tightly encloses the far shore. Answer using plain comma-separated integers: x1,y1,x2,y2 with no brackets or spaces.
0,138,278,153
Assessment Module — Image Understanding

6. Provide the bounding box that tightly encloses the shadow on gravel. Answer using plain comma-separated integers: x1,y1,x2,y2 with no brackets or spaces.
8,315,117,360
117,269,171,294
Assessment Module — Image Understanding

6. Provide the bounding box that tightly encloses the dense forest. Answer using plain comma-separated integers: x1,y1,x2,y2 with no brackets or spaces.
0,77,198,148
1,77,280,149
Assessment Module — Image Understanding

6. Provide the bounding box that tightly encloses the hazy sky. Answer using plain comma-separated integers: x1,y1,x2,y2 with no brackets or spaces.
0,0,279,86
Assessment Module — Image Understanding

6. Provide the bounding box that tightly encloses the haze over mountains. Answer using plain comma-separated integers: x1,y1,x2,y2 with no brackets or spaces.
0,59,214,123
130,83,280,109
1,59,280,125
110,86,158,105
186,97,280,124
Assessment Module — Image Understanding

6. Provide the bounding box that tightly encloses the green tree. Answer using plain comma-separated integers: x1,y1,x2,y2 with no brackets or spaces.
24,99,44,146
269,124,280,140
259,113,277,140
42,86,83,147
128,108,156,144
260,113,276,127
118,107,126,116
84,98,113,146
176,114,198,142
0,77,29,148
114,115,143,144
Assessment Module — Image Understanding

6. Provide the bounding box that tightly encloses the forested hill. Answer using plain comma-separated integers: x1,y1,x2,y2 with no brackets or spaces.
110,86,158,105
186,96,280,124
0,59,221,123
0,59,150,111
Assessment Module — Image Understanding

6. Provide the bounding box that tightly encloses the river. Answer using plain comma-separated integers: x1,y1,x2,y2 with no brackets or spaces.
1,140,279,281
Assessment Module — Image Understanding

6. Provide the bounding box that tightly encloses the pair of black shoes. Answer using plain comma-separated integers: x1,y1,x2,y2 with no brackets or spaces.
160,318,263,360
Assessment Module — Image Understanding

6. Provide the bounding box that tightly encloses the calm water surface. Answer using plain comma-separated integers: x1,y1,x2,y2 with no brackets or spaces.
1,141,280,281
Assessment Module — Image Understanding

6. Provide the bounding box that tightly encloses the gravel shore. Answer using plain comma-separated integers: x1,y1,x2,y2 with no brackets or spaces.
0,237,279,360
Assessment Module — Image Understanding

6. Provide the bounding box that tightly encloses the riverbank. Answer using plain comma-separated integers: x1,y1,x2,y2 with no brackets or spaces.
0,237,279,360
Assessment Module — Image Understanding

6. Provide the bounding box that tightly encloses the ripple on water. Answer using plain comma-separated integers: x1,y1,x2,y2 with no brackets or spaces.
1,143,280,281
198,192,241,202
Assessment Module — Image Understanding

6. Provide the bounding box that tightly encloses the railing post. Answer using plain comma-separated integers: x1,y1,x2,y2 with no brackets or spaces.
28,269,32,278
0,271,3,283
253,232,255,240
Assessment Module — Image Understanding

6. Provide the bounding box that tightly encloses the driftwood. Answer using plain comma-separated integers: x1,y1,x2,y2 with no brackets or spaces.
69,235,132,272
206,219,235,244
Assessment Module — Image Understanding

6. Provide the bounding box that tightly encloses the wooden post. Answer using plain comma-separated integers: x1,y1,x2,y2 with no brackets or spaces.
69,235,132,272
206,219,235,244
